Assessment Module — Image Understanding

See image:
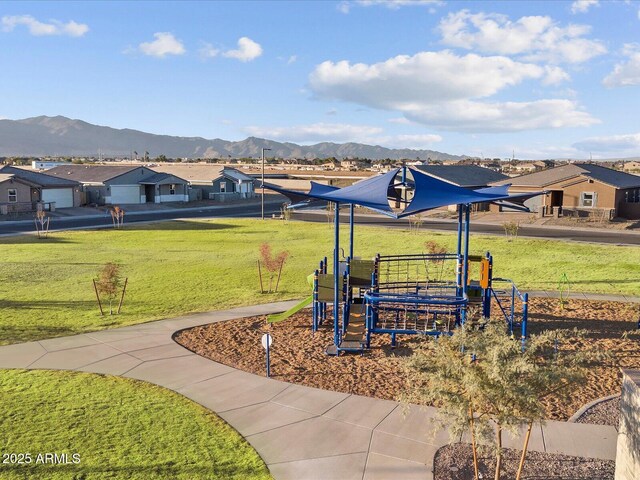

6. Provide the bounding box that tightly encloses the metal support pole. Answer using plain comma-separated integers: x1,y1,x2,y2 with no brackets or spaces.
461,204,471,325
521,293,528,352
261,147,271,220
349,204,354,260
266,337,271,377
334,202,340,347
456,205,463,297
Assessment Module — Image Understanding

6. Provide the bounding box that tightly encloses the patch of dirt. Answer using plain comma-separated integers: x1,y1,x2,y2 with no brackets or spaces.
576,397,621,428
174,298,640,420
433,443,615,480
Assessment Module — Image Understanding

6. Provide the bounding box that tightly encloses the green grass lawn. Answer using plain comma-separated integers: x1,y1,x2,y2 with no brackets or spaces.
1,218,639,345
0,369,271,480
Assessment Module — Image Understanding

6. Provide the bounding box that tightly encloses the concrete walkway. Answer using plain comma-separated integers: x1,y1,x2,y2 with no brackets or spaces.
0,301,619,479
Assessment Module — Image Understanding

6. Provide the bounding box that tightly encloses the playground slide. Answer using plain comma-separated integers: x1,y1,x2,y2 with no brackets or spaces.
267,295,313,323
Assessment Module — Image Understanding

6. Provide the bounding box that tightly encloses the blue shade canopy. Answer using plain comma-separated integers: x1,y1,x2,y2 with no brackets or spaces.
398,168,501,217
320,168,400,214
263,167,544,217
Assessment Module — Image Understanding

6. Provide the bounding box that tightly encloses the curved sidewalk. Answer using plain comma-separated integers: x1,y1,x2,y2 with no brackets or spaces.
0,301,619,480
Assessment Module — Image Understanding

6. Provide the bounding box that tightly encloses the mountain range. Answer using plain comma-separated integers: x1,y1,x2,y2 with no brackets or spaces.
0,116,463,161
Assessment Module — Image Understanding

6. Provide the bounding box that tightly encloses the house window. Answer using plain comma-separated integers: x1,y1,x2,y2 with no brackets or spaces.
580,192,596,208
169,184,176,195
220,181,227,193
625,188,640,203
8,189,17,203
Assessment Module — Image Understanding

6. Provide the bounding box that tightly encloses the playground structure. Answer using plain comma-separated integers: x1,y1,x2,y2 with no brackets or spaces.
264,167,540,355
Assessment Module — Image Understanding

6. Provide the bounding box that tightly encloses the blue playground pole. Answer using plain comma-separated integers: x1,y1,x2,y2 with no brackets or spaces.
334,202,340,348
461,204,471,324
349,204,354,260
456,205,463,297
521,293,529,352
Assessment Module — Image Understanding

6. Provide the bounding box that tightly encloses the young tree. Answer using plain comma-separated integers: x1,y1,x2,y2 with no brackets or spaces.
404,322,605,480
95,263,124,315
257,243,289,293
502,221,520,242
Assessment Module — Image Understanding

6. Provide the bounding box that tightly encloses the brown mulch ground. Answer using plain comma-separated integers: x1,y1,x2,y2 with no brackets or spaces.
433,443,615,480
575,397,621,428
174,297,640,421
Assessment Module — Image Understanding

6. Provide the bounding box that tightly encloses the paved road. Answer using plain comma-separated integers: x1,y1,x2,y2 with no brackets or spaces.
0,202,284,236
293,210,640,246
1,202,638,245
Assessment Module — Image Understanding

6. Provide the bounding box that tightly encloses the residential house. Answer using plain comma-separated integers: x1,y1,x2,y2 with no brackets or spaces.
414,164,509,188
152,164,255,201
46,165,189,205
0,165,81,211
413,164,509,212
623,161,640,173
492,163,640,219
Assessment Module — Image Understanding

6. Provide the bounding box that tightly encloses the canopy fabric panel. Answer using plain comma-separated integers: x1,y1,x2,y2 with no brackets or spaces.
320,168,400,213
399,168,499,217
262,167,545,217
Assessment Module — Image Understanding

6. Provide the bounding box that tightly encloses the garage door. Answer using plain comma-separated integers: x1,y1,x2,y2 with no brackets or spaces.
110,186,142,204
42,188,74,209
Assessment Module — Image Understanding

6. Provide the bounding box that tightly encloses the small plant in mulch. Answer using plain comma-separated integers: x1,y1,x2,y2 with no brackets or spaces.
93,262,128,315
557,273,571,311
257,243,289,294
404,323,607,480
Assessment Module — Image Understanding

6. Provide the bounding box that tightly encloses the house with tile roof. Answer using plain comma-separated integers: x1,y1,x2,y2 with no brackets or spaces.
46,164,189,205
492,163,640,219
0,165,82,211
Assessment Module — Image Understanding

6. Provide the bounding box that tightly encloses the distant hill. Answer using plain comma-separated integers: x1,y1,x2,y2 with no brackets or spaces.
0,115,462,161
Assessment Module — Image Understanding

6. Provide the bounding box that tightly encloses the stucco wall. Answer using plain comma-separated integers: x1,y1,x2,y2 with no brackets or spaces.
0,179,32,204
615,369,640,480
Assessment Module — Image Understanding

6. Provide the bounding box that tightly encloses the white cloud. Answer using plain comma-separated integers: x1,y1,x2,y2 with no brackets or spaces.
573,132,640,153
309,50,596,133
404,99,597,132
1,14,88,37
438,10,606,64
139,32,185,58
388,117,412,124
326,108,338,116
571,0,599,14
287,55,297,65
338,0,442,13
383,133,443,148
199,42,220,59
311,51,546,107
244,123,383,143
223,37,262,62
603,44,640,87
542,65,571,85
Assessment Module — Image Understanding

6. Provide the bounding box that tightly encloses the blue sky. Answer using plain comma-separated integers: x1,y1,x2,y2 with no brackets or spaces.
1,0,640,159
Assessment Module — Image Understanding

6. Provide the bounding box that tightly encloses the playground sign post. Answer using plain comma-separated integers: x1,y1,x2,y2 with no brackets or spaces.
261,333,272,377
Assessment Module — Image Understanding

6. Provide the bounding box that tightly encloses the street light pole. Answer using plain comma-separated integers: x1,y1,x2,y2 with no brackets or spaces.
261,147,271,220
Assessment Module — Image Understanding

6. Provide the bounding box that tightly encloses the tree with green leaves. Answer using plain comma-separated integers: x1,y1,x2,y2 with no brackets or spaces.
405,322,605,480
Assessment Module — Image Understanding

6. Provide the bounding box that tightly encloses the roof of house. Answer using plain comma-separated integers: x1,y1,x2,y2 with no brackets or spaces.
152,164,253,183
0,174,14,183
138,172,188,185
414,164,508,187
45,165,141,183
493,163,640,189
0,165,79,188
